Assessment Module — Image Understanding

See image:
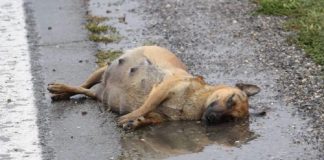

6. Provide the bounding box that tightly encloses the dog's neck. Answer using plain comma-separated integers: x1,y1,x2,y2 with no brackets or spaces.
197,84,231,107
187,84,215,113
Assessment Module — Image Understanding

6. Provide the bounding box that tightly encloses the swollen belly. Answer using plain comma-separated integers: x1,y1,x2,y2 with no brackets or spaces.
100,59,165,114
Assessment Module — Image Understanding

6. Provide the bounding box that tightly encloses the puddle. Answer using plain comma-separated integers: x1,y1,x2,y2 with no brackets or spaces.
0,0,41,159
86,0,319,159
120,121,256,159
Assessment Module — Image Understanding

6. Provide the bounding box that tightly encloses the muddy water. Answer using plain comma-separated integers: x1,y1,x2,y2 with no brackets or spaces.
88,0,319,159
0,0,41,159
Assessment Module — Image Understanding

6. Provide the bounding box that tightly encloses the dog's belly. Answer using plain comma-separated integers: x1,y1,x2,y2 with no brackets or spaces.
97,50,165,114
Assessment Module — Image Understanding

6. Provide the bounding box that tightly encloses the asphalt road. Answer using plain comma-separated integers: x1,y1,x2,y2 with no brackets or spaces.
24,0,121,159
6,0,321,159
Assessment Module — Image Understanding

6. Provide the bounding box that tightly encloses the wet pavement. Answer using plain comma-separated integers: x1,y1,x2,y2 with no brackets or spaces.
1,0,320,159
24,0,121,159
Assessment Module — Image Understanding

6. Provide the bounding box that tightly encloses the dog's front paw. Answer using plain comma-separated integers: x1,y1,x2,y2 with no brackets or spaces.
47,83,69,94
117,115,133,126
122,120,135,131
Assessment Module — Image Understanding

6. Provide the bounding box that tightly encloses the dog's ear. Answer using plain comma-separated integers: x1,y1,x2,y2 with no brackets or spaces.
235,83,261,97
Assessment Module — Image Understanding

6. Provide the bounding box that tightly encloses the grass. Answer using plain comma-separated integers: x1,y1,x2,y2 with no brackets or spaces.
85,15,123,66
95,50,123,67
105,25,118,33
85,15,120,43
86,22,109,33
89,34,121,43
85,16,118,34
254,0,324,65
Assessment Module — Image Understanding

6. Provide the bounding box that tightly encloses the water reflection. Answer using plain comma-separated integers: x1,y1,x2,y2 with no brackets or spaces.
120,121,257,159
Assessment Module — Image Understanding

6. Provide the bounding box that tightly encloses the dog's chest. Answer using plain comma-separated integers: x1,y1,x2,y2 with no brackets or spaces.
157,80,206,120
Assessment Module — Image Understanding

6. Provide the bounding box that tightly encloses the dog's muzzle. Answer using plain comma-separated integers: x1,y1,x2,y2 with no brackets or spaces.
202,103,235,125
203,111,222,123
202,104,226,124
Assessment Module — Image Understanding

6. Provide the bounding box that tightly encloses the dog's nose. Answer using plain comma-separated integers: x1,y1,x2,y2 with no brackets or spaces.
206,112,222,123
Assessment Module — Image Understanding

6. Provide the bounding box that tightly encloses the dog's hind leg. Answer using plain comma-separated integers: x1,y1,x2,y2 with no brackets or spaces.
48,66,108,100
48,83,96,99
80,65,108,89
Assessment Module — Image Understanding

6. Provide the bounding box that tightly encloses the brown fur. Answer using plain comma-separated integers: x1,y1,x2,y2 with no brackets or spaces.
48,46,260,130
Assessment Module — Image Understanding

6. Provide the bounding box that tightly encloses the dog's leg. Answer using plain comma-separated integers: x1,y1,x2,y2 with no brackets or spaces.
48,66,107,100
80,65,108,89
118,77,179,125
122,112,164,130
48,83,96,99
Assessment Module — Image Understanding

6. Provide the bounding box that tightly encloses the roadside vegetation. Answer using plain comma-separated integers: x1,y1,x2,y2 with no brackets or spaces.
85,15,121,44
95,50,122,67
85,15,123,67
89,34,120,43
254,0,324,65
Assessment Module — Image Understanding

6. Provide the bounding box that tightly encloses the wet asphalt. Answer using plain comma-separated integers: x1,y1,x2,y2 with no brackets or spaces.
25,0,120,159
23,0,323,160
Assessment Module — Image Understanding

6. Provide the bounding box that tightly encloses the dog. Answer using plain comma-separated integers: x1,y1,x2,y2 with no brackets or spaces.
48,46,260,130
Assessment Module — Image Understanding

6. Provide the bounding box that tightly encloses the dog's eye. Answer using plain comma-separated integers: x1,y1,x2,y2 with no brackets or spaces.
226,94,236,110
207,101,217,109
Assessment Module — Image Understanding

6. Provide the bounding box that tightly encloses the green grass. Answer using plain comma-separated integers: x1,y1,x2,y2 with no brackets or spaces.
89,34,121,43
85,15,123,67
86,23,118,34
85,15,120,43
105,25,118,33
255,0,324,65
86,22,109,33
95,50,123,67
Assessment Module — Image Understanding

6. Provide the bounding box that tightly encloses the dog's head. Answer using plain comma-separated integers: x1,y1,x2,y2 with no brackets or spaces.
202,83,260,125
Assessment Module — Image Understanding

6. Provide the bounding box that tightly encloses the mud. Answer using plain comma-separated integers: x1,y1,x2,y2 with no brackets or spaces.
23,0,322,159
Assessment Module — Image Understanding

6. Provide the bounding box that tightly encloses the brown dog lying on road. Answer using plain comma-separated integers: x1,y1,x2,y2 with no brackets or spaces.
48,46,260,130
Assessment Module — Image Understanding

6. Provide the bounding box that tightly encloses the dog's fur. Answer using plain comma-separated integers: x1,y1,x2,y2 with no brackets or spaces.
48,46,260,130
